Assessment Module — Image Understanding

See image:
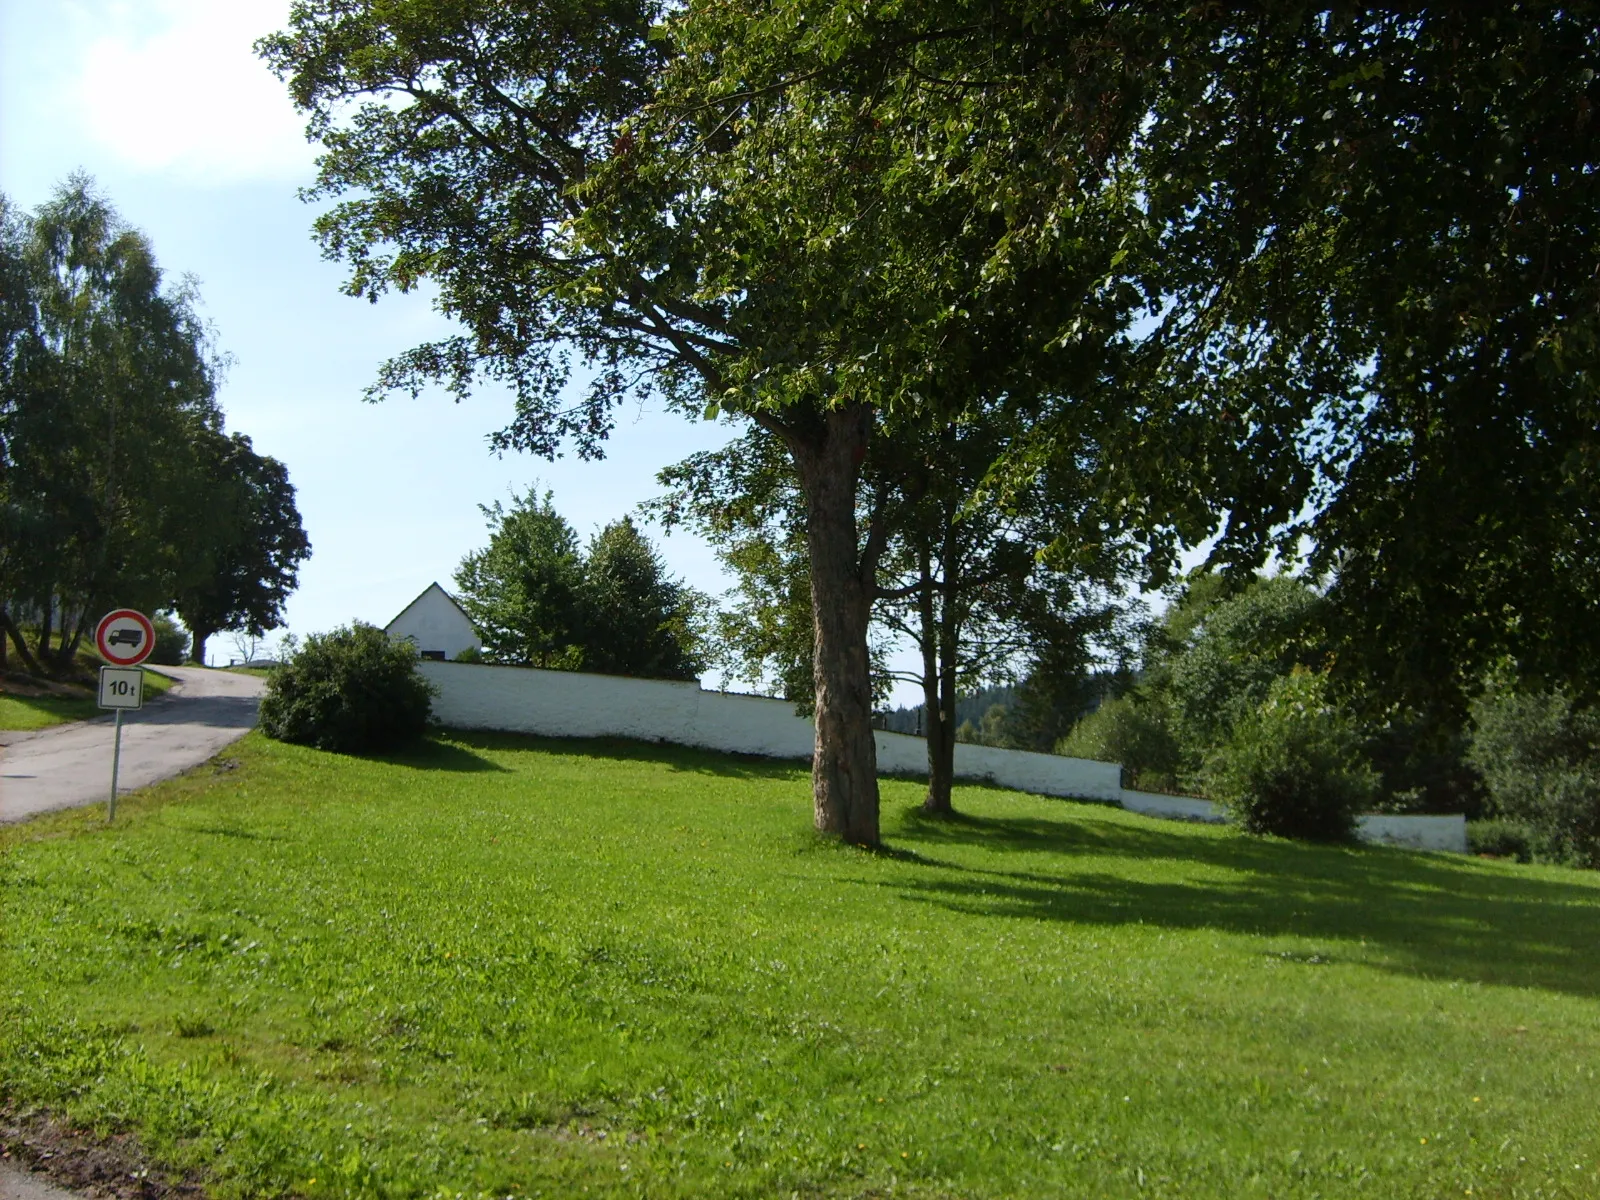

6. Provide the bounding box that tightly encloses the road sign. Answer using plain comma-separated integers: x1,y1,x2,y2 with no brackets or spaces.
96,608,155,667
98,666,144,710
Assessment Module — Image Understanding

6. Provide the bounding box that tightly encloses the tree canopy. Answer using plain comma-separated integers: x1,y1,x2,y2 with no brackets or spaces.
454,489,704,679
0,177,310,670
263,2,1600,843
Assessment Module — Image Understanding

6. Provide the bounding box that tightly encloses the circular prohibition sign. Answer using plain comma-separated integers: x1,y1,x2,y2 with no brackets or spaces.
96,608,156,667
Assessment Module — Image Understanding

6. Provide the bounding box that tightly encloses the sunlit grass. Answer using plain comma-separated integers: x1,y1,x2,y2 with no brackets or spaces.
2,731,1597,1198
0,669,174,730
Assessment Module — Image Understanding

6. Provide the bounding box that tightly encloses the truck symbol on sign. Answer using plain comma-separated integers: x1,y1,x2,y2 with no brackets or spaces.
107,628,144,648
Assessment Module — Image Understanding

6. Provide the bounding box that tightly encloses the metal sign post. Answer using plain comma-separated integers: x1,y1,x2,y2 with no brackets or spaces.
95,610,154,824
110,708,124,822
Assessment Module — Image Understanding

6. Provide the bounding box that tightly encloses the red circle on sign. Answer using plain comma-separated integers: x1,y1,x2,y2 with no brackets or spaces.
96,609,156,667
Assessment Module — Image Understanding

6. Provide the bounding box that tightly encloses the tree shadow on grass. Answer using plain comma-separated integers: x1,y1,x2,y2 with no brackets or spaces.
358,738,512,773
881,806,1600,1000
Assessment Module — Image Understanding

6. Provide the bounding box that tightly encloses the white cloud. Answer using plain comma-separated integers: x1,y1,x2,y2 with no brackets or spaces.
73,0,315,184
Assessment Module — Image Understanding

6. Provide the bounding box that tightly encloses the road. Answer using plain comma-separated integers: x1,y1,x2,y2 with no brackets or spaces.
0,1163,84,1200
0,666,265,825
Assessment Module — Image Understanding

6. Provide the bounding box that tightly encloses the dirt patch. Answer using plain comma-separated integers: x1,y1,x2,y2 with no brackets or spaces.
0,1108,206,1200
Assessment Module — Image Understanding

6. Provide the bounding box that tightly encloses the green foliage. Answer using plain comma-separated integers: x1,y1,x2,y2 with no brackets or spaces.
1466,820,1534,864
954,704,1014,749
579,517,705,680
1159,574,1328,757
454,489,586,670
150,613,189,666
454,491,704,679
1467,676,1600,869
4,733,1600,1199
1203,672,1377,842
172,430,311,666
1056,694,1185,794
259,622,433,754
0,178,222,649
0,669,173,731
0,178,306,673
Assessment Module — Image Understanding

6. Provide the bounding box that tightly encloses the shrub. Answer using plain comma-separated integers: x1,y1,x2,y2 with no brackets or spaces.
1203,671,1377,842
1466,819,1534,862
150,613,190,666
1056,694,1184,793
1466,676,1600,868
259,622,434,753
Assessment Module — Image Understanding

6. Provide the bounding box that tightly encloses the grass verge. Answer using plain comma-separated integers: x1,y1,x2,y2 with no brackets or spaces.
2,731,1597,1198
0,669,175,731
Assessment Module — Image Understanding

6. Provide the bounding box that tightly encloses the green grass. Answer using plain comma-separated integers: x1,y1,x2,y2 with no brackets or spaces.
0,668,175,730
2,733,1598,1199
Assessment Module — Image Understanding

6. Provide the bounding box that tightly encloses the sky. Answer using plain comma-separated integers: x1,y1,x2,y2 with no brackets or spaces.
0,0,743,669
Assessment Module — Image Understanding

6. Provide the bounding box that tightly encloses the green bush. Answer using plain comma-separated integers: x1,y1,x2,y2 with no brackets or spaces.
260,622,434,754
1056,694,1184,792
1466,676,1600,868
1466,819,1534,862
1203,671,1377,842
150,613,190,666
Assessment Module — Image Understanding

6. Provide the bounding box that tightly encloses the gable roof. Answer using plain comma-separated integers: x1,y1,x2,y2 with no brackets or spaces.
385,582,473,632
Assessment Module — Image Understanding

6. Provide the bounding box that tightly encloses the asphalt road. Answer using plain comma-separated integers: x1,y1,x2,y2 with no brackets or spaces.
0,1163,83,1200
0,666,265,825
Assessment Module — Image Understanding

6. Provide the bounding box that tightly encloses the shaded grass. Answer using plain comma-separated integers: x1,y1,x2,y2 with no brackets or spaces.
0,669,174,730
2,731,1598,1199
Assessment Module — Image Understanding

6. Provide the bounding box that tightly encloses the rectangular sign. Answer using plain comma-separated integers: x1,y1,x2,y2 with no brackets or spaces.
98,666,144,710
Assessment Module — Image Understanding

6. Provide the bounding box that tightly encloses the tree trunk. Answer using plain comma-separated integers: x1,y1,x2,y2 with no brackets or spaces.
1,610,43,676
190,627,212,666
55,610,87,669
62,622,86,666
37,598,52,663
918,541,956,815
787,403,881,845
937,589,960,804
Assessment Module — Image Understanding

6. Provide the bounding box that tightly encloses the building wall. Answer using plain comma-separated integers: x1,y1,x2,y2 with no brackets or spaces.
1118,788,1469,853
420,661,1123,801
419,661,1466,852
388,587,482,661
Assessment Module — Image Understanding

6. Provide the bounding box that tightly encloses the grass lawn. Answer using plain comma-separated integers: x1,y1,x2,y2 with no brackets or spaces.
2,733,1597,1199
0,668,175,731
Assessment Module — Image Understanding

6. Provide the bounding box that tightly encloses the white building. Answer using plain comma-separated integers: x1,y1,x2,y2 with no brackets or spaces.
385,583,483,662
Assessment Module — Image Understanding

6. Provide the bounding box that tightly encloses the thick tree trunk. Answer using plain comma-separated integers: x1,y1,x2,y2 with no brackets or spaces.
190,628,212,666
787,404,881,845
37,599,52,662
918,543,956,815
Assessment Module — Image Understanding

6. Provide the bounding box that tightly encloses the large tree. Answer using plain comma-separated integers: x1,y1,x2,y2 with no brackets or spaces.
1,178,225,666
657,414,1141,815
173,428,312,666
264,3,1595,842
454,489,704,677
455,489,588,669
1,179,311,674
580,516,705,680
259,3,1282,843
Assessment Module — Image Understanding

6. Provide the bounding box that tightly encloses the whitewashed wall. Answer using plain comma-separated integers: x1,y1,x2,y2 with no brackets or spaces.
421,661,1123,801
1119,788,1469,853
1354,814,1469,853
420,661,1465,851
